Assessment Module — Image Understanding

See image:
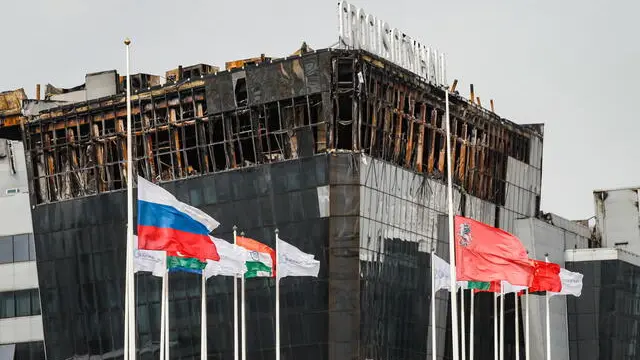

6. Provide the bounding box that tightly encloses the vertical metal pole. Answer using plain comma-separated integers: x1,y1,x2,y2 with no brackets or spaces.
515,293,520,360
275,229,281,360
241,231,247,360
201,273,207,360
469,292,474,360
499,285,504,360
525,289,530,360
461,288,466,360
165,274,170,359
444,85,460,360
233,226,239,360
545,255,551,360
493,293,498,360
160,272,167,360
431,248,437,360
124,37,136,360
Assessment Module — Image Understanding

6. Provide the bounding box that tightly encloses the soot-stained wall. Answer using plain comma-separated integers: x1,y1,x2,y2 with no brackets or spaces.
31,154,334,360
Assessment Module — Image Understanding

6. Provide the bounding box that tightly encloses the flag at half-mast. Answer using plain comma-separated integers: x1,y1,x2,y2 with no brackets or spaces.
236,236,275,278
454,215,534,286
136,176,220,261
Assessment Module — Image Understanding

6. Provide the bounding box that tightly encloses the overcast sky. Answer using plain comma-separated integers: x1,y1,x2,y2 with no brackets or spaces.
2,0,638,220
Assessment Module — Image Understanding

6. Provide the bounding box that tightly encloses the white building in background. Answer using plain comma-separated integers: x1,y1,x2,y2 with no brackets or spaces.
0,139,46,360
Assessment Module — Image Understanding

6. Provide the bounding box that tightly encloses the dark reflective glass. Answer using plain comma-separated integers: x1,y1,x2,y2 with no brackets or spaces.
0,236,13,264
28,234,37,261
15,290,32,317
0,292,15,318
13,234,30,262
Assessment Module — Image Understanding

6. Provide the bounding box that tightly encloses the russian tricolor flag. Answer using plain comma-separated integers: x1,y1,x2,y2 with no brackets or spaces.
137,176,220,261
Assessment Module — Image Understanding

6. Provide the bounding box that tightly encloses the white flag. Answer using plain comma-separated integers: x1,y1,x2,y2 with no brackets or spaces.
133,236,166,277
276,236,320,279
204,237,249,278
499,280,527,296
549,268,583,297
433,254,466,291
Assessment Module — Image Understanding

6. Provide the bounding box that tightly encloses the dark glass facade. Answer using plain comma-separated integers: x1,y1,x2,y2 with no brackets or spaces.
30,152,523,360
567,259,640,360
32,155,330,360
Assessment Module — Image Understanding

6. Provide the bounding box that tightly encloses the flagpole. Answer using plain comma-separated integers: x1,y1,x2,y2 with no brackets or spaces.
525,288,530,360
461,288,466,360
430,247,437,360
493,293,498,360
444,81,460,360
123,37,136,360
515,292,520,360
160,272,167,360
165,272,170,359
275,228,281,360
499,284,504,360
201,272,207,360
545,254,551,360
233,227,239,360
240,231,247,360
469,291,474,360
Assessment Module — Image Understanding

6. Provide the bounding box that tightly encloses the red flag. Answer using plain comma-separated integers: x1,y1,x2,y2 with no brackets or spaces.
454,215,534,286
529,260,561,293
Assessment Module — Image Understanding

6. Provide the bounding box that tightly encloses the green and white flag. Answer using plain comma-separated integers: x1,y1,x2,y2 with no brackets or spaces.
236,235,275,278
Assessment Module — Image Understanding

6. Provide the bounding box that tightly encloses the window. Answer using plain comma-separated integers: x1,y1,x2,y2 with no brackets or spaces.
13,234,30,262
0,233,36,264
0,289,40,319
5,188,19,195
0,237,12,264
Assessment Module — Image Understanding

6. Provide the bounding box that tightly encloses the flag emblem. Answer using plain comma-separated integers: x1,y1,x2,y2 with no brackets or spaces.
250,250,260,261
457,223,472,247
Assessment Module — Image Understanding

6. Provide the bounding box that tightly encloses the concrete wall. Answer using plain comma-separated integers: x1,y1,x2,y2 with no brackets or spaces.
0,316,44,344
594,188,640,253
0,139,43,346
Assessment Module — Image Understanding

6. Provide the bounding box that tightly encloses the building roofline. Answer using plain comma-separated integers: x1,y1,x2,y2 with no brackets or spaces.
565,248,640,268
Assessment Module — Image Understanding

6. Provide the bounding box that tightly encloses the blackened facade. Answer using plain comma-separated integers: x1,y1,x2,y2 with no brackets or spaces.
23,48,545,360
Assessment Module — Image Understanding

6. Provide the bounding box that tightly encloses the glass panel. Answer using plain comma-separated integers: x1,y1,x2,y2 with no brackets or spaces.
13,234,30,262
31,289,41,315
0,236,13,264
15,290,32,317
28,233,37,261
0,292,15,318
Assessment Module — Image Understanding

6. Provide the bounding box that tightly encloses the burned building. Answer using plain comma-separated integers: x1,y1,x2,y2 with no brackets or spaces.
21,46,545,360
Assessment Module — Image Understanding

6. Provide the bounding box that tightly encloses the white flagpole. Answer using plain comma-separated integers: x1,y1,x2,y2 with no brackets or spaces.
160,272,167,360
469,291,474,360
493,293,498,360
240,231,247,360
545,255,551,360
233,226,239,360
275,229,281,360
201,272,207,360
163,271,171,360
430,248,437,360
444,79,460,360
499,285,504,360
461,288,466,360
525,288,530,360
124,37,136,360
515,293,520,360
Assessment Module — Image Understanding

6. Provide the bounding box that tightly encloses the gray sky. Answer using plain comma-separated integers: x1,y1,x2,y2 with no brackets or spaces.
2,0,638,220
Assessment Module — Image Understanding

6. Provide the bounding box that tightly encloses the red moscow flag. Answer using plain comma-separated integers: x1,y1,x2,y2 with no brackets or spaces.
528,260,562,293
454,215,534,286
